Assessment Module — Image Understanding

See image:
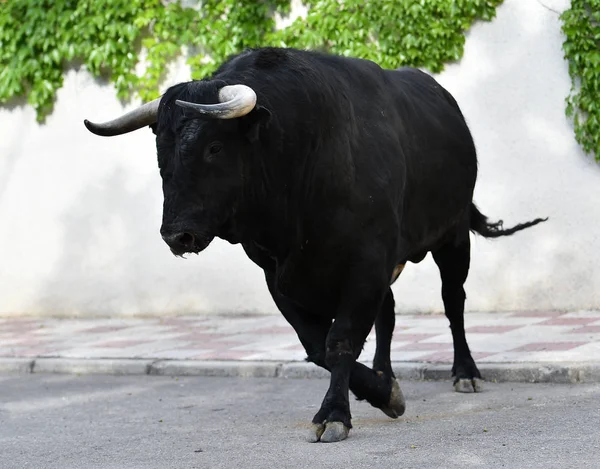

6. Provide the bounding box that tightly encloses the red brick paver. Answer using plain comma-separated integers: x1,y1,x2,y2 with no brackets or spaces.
1,311,599,364
510,342,587,352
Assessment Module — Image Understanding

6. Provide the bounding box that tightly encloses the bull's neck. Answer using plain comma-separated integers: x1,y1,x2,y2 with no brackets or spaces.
237,122,348,258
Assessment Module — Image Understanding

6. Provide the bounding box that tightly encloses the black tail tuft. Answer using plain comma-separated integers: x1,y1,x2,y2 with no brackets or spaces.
470,203,548,238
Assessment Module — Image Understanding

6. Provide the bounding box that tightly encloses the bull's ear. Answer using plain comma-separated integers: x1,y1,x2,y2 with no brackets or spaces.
149,123,158,135
242,105,271,143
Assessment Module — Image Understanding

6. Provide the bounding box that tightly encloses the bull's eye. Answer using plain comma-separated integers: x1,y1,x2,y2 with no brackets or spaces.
208,142,222,155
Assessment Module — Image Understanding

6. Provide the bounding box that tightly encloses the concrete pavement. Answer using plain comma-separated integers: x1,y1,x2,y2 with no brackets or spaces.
1,375,599,468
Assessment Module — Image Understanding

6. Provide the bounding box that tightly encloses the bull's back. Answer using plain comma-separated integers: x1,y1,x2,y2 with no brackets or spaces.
384,68,478,250
216,49,477,252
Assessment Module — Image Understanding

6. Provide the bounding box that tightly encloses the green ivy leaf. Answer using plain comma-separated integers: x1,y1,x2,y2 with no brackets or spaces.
0,0,519,139
561,0,600,161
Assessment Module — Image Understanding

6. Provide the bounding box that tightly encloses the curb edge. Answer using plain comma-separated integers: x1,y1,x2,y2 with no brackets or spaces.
1,358,599,384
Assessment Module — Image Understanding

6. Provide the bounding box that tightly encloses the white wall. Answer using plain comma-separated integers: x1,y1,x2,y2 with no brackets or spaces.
0,0,598,317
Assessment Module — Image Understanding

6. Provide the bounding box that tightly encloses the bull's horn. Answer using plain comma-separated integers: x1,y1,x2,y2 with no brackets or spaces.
175,84,257,119
83,98,161,137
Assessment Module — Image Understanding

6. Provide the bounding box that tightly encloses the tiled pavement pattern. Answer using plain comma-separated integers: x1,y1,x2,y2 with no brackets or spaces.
1,310,599,364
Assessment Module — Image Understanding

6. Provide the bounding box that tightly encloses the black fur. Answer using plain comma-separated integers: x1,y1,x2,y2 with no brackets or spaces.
153,47,547,438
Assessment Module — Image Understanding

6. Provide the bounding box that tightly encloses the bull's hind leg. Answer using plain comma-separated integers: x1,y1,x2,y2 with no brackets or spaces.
432,234,483,393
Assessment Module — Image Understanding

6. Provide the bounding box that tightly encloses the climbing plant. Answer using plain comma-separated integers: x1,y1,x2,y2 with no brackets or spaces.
561,1,600,161
0,0,503,122
271,0,503,71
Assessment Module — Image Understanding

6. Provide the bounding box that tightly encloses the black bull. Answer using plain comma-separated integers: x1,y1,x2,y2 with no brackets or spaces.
84,47,547,442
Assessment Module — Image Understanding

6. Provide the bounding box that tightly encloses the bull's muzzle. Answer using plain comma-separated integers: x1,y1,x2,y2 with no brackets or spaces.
161,229,213,256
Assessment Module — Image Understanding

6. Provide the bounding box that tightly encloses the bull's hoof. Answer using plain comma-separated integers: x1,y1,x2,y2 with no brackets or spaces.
307,423,325,443
380,378,406,418
454,378,484,393
308,421,350,443
320,421,350,443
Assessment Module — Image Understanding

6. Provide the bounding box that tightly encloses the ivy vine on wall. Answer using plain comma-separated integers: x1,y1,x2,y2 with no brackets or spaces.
561,1,600,161
0,0,503,122
271,0,502,71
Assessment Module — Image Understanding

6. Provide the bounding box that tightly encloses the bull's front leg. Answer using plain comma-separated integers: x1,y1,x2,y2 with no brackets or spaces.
309,265,388,443
263,268,404,425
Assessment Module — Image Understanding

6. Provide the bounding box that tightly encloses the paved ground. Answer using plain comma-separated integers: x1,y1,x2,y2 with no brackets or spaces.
2,310,600,363
1,374,598,469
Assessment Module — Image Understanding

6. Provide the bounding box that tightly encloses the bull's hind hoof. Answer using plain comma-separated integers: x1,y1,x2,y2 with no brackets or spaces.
320,422,350,443
454,378,484,393
380,378,406,418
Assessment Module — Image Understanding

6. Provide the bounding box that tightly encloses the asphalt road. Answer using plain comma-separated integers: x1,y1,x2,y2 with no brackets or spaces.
0,374,598,469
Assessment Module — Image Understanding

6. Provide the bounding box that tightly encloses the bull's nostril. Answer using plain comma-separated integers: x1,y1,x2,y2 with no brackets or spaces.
162,231,196,251
177,232,195,248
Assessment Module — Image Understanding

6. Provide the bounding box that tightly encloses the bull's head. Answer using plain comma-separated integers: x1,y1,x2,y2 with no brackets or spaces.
84,82,270,256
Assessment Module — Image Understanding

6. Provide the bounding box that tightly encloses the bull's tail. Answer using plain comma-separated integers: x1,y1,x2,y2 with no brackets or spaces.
470,203,548,238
